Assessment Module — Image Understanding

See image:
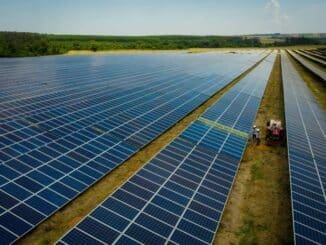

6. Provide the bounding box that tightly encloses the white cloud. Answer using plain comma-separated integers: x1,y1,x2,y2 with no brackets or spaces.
265,0,289,25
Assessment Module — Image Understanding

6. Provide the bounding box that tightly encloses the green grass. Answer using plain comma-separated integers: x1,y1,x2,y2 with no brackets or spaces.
250,159,264,181
238,214,269,245
238,217,258,245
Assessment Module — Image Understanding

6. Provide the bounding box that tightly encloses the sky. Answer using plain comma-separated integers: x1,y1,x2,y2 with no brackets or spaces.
0,0,325,35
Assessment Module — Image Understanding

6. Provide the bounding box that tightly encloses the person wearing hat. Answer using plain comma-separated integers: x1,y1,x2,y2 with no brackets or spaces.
256,128,261,145
251,125,257,144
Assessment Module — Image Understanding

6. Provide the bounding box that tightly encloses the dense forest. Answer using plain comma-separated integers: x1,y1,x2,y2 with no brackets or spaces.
0,31,325,57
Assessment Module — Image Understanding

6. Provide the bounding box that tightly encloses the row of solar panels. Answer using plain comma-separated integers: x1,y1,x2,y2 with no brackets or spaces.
300,50,326,62
0,56,188,101
288,50,326,82
0,53,259,104
295,50,326,67
281,52,326,245
0,52,267,243
58,52,276,244
306,49,326,57
0,53,265,122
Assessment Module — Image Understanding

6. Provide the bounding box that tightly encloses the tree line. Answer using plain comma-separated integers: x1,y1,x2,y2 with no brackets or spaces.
0,32,325,57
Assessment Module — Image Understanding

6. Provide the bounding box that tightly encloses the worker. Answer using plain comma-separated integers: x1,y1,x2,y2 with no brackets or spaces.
256,128,261,145
251,125,257,144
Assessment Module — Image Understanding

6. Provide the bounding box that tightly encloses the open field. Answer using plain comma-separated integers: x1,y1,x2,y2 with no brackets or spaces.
66,46,326,56
259,38,285,44
66,48,263,56
66,49,188,55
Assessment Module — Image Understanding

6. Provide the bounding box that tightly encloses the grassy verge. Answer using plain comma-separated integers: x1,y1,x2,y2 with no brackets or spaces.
65,48,260,55
18,53,269,245
214,53,293,245
66,49,187,55
284,45,326,50
287,52,326,111
65,46,326,56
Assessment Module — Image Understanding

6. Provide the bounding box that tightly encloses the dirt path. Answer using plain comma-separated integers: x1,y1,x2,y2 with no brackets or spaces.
214,53,293,245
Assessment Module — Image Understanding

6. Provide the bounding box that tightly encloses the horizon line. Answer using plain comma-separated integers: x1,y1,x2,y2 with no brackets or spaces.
1,31,326,37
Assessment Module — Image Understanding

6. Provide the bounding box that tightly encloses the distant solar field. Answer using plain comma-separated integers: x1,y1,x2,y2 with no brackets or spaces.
0,52,266,243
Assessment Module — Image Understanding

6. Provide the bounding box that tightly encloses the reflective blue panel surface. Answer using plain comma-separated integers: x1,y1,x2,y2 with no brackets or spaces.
58,52,275,244
0,51,267,243
281,51,326,245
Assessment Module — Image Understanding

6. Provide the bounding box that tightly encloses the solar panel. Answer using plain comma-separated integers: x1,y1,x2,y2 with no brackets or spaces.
301,50,326,61
58,52,276,244
295,50,326,67
0,52,268,243
287,50,326,82
281,51,326,245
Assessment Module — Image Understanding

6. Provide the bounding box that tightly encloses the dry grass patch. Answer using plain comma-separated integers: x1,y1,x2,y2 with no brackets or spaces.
65,45,326,56
66,49,187,55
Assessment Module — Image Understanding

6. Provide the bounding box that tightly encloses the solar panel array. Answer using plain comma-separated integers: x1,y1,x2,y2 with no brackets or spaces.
59,52,276,245
281,52,326,245
0,52,267,243
288,50,326,82
313,50,326,57
301,50,326,63
295,50,326,67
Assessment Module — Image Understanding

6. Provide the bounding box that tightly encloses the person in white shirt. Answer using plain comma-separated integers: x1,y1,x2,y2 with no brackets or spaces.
256,128,261,145
251,125,257,144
